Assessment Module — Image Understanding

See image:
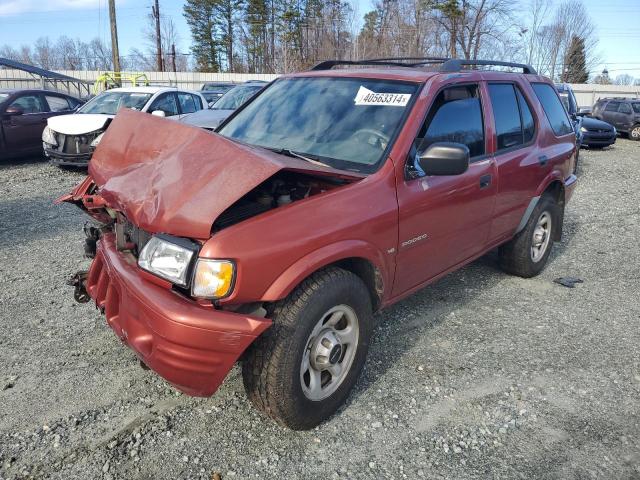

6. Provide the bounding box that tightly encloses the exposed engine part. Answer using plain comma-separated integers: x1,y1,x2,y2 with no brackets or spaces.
83,222,102,258
213,171,350,232
67,270,90,303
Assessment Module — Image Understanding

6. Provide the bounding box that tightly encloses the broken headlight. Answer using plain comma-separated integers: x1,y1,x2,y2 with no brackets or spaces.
42,126,57,146
90,132,105,147
138,235,197,287
191,259,235,299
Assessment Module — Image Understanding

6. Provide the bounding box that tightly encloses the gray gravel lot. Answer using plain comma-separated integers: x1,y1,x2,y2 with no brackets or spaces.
1,141,639,480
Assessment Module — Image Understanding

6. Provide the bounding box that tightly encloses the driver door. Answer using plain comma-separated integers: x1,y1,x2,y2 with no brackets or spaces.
393,82,497,296
2,94,49,153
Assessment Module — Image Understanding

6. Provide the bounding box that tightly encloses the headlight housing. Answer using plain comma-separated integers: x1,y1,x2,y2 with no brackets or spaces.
580,126,588,133
90,132,105,147
42,126,57,146
191,259,235,299
138,235,197,287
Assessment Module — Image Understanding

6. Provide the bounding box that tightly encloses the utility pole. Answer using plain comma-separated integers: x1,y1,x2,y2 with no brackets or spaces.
170,44,176,73
153,0,163,72
108,0,121,74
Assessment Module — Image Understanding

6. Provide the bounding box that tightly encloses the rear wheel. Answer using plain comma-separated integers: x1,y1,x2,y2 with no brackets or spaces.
242,267,373,430
630,125,640,141
499,195,560,278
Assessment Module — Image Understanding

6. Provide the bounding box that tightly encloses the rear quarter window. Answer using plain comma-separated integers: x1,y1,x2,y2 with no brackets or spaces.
531,83,574,136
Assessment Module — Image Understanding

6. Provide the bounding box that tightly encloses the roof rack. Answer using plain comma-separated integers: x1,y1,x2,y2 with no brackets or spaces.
310,57,537,75
439,59,536,74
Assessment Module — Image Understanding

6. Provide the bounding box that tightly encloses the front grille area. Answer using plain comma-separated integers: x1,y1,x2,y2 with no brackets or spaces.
53,131,101,155
115,214,152,256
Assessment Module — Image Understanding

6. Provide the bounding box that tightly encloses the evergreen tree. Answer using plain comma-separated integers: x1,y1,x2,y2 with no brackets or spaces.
561,35,589,83
184,0,221,72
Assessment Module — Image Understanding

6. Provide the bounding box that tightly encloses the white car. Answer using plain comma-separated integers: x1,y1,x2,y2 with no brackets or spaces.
43,87,206,167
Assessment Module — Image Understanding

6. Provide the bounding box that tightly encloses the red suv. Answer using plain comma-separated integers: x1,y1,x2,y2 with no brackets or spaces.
60,58,577,430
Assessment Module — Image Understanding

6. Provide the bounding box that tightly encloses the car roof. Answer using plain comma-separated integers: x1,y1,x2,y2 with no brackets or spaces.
105,86,191,94
0,88,76,96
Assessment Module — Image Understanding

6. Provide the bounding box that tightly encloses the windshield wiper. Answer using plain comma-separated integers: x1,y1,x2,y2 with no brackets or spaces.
268,147,332,168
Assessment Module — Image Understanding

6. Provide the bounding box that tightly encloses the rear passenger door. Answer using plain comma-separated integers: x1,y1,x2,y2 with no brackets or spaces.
617,102,633,130
487,82,542,242
601,101,620,126
393,82,497,296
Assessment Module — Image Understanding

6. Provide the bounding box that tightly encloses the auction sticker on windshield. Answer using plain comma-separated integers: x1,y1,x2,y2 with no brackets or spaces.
354,86,411,107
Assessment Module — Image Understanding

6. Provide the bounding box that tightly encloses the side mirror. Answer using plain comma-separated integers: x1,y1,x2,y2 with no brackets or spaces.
151,110,166,117
417,142,470,176
5,105,24,116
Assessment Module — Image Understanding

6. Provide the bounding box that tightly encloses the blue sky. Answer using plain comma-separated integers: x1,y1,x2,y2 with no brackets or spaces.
0,0,638,79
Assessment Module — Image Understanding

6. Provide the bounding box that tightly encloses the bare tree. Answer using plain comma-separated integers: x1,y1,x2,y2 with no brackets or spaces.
614,74,635,86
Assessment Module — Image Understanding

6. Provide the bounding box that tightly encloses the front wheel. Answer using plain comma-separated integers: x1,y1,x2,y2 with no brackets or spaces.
499,195,560,278
242,267,373,430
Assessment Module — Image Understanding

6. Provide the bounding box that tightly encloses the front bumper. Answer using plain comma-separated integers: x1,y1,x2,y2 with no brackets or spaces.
582,132,616,147
85,233,271,396
45,147,92,167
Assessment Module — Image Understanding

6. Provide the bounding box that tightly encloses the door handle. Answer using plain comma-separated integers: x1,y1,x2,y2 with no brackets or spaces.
538,155,548,166
479,174,492,189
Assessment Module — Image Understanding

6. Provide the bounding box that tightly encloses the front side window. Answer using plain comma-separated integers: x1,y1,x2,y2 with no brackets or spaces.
417,84,485,158
177,92,197,114
604,101,620,112
149,93,179,117
531,83,573,136
78,92,152,115
45,95,71,112
219,77,419,173
10,95,46,113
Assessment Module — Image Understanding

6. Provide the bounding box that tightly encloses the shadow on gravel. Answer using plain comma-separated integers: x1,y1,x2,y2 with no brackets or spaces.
0,195,82,246
348,252,508,406
0,155,48,170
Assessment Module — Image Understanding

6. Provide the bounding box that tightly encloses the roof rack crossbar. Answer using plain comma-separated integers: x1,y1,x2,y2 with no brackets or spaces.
440,59,537,75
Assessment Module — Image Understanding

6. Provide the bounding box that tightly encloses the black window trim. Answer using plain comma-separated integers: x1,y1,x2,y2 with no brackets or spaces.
405,81,489,181
487,81,538,156
530,81,575,139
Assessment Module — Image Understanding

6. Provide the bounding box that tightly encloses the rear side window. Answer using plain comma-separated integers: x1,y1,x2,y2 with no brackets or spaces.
191,94,203,110
488,84,523,150
45,95,71,112
417,84,485,158
605,101,620,112
619,103,632,114
633,104,640,114
516,89,535,143
531,83,573,136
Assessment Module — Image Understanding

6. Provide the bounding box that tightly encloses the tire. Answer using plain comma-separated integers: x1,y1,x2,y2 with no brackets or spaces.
242,267,373,430
499,195,561,278
630,125,640,141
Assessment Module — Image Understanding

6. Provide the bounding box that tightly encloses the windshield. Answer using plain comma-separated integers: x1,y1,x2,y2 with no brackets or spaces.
78,91,152,115
213,85,262,110
202,84,234,93
219,77,418,173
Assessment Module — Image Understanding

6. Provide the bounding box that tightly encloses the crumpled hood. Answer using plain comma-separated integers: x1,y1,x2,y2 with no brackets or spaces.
89,109,361,239
48,113,112,135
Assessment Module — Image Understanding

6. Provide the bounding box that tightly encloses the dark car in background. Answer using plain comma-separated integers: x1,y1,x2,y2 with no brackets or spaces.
592,97,640,141
181,81,267,130
556,84,616,150
0,89,82,160
200,82,237,106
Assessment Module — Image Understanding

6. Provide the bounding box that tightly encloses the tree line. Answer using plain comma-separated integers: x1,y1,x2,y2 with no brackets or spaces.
0,0,637,85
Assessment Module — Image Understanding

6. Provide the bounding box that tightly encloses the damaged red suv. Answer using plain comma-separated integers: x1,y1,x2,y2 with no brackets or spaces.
60,58,577,430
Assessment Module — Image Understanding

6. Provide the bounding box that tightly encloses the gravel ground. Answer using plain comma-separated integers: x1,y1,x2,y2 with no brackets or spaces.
1,140,639,480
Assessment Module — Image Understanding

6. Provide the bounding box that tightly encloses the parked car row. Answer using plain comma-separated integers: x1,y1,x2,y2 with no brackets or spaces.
1,80,268,166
